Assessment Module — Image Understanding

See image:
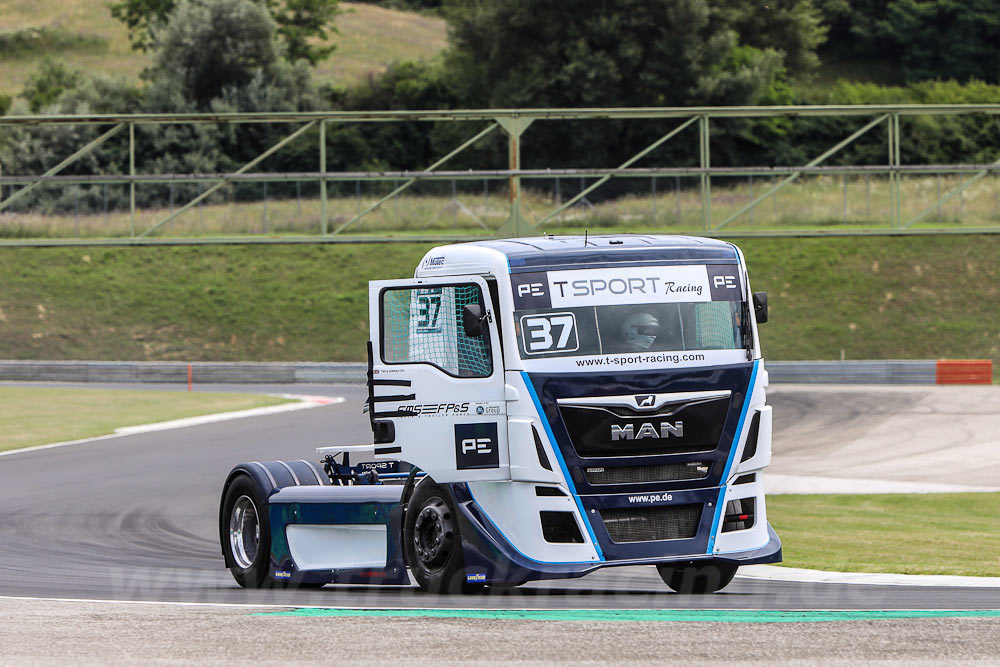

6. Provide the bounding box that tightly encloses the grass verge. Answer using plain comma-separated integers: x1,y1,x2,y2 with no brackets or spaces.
1,235,998,380
3,175,999,239
0,386,292,452
768,492,1000,577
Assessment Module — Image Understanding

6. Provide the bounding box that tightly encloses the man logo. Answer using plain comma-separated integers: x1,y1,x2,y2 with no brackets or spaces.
635,394,655,408
517,283,545,298
611,421,684,440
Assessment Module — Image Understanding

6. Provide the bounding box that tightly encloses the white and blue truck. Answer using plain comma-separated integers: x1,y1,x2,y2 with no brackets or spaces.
219,234,780,594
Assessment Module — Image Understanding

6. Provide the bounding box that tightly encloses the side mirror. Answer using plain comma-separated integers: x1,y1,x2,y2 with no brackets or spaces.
752,292,768,324
462,303,484,337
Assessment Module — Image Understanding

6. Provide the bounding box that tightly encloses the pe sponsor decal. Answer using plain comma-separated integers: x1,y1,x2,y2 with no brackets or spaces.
454,422,500,470
510,271,552,310
547,266,711,307
706,265,743,301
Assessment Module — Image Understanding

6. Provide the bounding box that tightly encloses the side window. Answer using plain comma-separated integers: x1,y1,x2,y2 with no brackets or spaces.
381,284,493,377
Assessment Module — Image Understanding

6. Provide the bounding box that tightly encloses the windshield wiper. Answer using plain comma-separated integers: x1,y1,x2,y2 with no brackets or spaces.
741,299,754,361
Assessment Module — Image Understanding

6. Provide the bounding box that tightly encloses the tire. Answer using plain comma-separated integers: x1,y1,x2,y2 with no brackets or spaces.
404,479,483,594
657,561,738,594
221,474,272,588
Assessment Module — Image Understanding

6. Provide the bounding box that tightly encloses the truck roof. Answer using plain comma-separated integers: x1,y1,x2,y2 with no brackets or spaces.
465,234,739,272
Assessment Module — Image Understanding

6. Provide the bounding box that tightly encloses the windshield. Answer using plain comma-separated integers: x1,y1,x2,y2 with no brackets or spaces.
510,264,747,360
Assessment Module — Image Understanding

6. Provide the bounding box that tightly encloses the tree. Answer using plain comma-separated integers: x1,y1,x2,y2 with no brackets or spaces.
19,59,82,113
109,0,340,64
442,0,788,110
146,0,281,107
716,0,827,79
270,0,340,65
880,0,1000,84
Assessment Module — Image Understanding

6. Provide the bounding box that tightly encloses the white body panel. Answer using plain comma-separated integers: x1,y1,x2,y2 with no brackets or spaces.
286,524,387,570
369,275,509,483
467,481,601,563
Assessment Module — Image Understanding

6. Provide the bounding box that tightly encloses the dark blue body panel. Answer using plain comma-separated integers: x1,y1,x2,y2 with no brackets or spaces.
525,364,754,560
468,235,739,272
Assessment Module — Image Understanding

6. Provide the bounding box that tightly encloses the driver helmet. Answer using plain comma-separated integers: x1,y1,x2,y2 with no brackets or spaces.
622,311,659,350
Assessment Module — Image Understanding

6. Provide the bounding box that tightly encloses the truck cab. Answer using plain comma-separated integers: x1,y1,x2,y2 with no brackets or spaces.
219,235,780,594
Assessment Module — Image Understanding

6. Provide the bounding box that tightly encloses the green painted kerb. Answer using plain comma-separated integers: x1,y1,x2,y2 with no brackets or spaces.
256,608,1000,623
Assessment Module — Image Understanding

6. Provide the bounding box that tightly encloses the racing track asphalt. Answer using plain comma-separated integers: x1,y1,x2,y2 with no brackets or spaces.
0,383,998,612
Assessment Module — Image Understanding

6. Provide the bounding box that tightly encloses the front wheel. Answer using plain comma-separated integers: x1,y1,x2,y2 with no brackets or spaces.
404,479,483,594
657,561,738,594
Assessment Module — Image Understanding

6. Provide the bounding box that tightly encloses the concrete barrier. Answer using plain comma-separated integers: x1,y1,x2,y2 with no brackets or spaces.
0,359,990,385
765,360,938,384
0,361,369,384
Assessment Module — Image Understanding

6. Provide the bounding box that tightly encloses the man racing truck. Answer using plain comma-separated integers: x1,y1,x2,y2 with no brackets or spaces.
219,234,780,594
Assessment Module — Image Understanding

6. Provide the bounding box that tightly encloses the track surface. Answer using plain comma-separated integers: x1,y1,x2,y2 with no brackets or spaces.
1,383,998,610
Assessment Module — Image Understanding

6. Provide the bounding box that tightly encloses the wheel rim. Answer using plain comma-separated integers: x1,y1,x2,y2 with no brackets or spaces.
412,498,453,573
229,495,260,569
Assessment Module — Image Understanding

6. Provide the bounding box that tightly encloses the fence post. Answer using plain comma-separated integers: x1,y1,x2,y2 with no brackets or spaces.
699,115,711,231
320,120,328,235
129,123,136,237
496,116,535,237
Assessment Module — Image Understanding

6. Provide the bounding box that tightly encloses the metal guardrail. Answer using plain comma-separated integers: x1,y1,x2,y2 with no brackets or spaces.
0,360,957,385
4,104,1000,244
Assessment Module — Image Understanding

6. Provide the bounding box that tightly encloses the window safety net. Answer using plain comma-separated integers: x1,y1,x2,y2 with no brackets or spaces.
694,302,737,349
382,284,492,377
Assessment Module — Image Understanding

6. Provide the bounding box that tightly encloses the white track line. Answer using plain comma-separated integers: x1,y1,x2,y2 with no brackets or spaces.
766,474,1000,495
739,565,1000,588
0,393,344,458
2,595,994,612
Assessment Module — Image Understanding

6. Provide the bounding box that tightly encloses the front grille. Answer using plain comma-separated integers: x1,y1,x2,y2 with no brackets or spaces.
584,462,710,486
600,505,701,543
559,398,728,458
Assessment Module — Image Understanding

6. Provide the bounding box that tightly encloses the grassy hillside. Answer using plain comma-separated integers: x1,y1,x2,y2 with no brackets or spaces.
0,235,998,378
0,2,446,99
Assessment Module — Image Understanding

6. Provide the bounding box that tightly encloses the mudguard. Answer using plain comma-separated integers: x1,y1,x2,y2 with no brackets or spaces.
220,461,408,586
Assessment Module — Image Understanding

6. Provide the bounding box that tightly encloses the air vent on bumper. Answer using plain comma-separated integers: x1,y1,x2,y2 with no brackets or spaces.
584,462,710,486
599,505,701,543
722,498,756,532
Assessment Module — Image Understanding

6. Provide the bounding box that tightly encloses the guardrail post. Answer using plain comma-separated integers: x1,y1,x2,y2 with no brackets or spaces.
497,116,535,237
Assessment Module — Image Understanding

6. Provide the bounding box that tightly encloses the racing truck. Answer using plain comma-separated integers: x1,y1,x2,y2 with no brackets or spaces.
219,234,780,594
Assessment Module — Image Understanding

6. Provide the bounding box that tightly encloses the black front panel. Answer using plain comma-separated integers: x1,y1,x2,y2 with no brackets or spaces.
560,398,729,457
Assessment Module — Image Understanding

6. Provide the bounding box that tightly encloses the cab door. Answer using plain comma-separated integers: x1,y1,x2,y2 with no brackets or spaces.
367,276,509,483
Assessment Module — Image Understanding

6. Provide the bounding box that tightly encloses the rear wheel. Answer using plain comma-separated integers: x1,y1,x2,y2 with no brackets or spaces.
404,479,483,594
657,561,738,594
222,475,271,588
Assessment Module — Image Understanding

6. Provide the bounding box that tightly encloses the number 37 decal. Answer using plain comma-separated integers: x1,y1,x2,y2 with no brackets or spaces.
520,312,579,354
